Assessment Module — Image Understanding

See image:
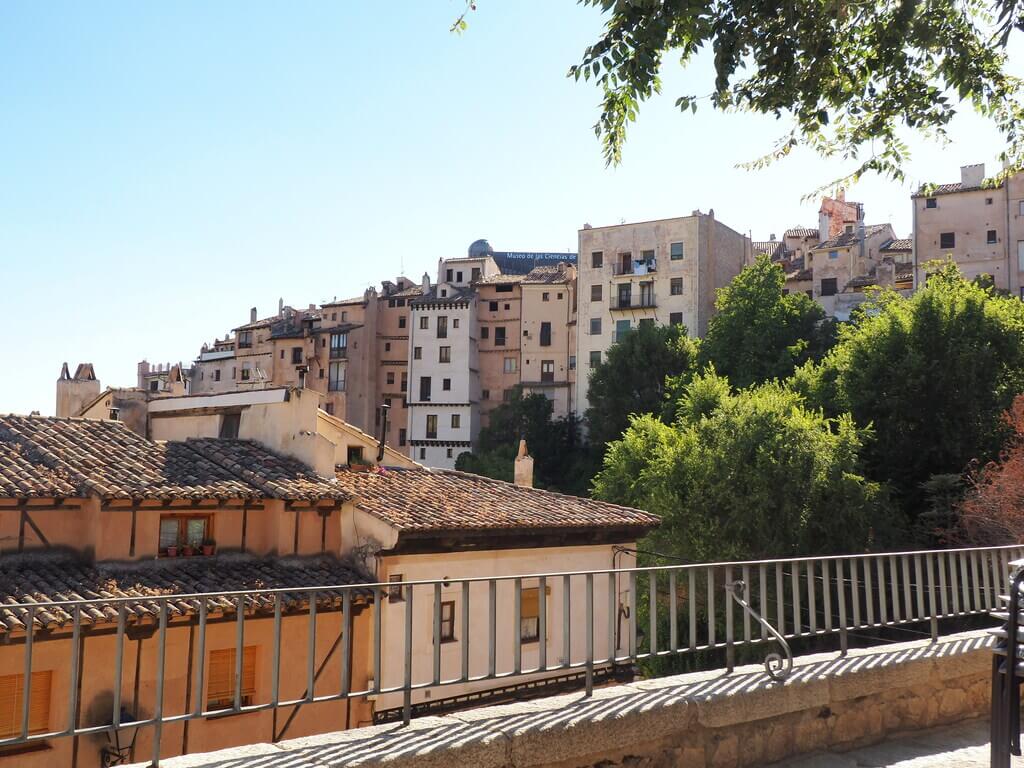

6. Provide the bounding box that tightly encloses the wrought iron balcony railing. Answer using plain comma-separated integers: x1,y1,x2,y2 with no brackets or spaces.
0,544,1018,765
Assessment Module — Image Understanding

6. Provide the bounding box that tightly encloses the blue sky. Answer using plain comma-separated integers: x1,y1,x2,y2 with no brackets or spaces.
1,2,1018,416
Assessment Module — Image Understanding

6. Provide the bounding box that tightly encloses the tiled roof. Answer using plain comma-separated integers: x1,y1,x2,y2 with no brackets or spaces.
389,285,424,299
187,439,350,502
0,415,348,503
411,286,475,306
0,416,258,501
233,316,278,332
881,238,912,253
522,266,573,285
913,181,1001,198
752,241,785,259
786,268,813,282
0,553,371,633
813,224,891,250
785,227,819,239
896,264,915,281
475,273,526,286
335,466,659,538
322,296,366,308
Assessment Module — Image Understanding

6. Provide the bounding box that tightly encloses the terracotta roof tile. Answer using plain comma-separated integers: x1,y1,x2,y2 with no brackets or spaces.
785,227,819,239
522,266,573,285
813,224,891,250
881,238,912,252
0,415,258,501
0,441,78,498
335,466,659,537
187,439,350,502
0,553,371,633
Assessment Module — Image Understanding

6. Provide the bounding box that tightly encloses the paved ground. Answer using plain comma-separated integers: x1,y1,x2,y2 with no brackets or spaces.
771,718,1023,767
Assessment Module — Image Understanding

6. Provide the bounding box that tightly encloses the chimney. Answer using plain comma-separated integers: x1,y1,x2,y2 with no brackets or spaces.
250,307,257,323
513,440,534,488
961,163,985,188
422,272,430,292
278,297,284,314
377,402,391,463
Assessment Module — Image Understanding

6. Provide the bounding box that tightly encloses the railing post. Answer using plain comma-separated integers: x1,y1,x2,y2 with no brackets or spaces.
725,567,735,673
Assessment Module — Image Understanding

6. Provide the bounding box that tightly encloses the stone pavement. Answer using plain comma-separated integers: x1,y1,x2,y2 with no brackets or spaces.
770,718,1023,767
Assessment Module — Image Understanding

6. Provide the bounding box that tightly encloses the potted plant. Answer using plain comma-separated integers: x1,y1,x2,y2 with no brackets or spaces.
201,538,216,557
182,541,195,557
165,543,178,558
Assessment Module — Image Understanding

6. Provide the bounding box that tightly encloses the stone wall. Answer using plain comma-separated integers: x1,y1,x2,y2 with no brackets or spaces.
130,630,994,768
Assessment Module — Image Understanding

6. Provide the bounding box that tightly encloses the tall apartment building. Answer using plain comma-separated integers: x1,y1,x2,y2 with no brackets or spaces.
807,222,897,318
476,273,524,427
912,163,1024,297
406,261,489,469
374,277,421,453
519,264,577,418
575,211,750,415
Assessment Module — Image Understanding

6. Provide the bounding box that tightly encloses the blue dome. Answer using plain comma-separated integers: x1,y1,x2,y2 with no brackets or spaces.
468,239,494,258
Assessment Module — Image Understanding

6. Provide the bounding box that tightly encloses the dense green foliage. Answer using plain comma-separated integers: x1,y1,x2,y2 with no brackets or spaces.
593,371,887,560
698,255,832,389
793,263,1024,526
568,0,1024,186
456,389,596,494
585,322,699,447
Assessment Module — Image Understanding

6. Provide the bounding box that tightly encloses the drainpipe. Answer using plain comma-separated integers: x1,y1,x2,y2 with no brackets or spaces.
912,196,919,290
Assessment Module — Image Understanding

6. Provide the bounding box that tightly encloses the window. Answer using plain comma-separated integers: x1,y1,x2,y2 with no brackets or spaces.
288,347,301,364
591,251,603,268
456,271,463,282
280,350,285,359
472,267,481,281
413,346,422,360
496,285,513,294
419,447,426,460
231,367,236,380
240,367,250,381
385,342,391,352
503,357,517,374
502,388,515,402
451,414,461,429
925,198,937,209
480,326,489,339
589,351,601,368
440,289,447,297
986,197,994,205
489,301,499,312
426,414,438,439
437,316,448,338
439,346,451,363
160,514,209,552
670,278,683,295
219,412,240,439
542,292,550,302
590,284,602,302
398,428,407,447
324,402,334,415
482,389,490,400
341,311,348,321
419,316,429,330
589,318,602,335
541,360,555,383
520,587,548,643
330,333,347,359
347,446,364,465
442,378,451,391
149,380,159,392
420,377,431,402
439,601,456,642
237,331,253,349
398,315,407,329
494,327,506,346
670,242,684,260
1018,200,1024,216
940,232,956,249
207,647,256,711
214,369,221,382
828,250,839,260
0,671,51,739
329,362,345,391
569,355,576,370
988,230,998,244
453,318,459,328
446,448,453,458
820,278,838,297
540,322,551,347
401,372,408,392
446,268,453,281
388,574,404,600
670,312,683,326
387,371,395,386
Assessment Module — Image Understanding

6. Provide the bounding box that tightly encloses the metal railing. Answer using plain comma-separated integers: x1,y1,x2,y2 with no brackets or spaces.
0,544,1018,766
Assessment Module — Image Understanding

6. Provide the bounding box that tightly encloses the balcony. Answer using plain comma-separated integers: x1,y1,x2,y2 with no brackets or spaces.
610,293,657,311
611,259,657,276
330,347,348,360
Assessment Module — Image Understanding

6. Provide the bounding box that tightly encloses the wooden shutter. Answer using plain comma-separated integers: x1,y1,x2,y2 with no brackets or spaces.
0,671,51,738
521,589,539,621
207,647,256,709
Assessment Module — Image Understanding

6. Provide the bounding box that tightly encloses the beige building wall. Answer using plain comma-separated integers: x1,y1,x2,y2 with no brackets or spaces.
374,284,416,456
476,280,523,427
368,543,638,713
808,224,896,317
575,213,749,415
913,164,1024,296
520,267,576,419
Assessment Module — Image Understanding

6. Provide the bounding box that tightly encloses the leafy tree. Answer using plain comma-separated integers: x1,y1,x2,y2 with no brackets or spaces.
698,255,831,389
585,323,699,447
953,395,1024,544
457,389,590,491
793,263,1024,523
568,0,1024,185
593,371,888,562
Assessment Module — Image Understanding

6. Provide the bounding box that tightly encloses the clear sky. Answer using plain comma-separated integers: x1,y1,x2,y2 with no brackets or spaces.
1,2,1019,416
